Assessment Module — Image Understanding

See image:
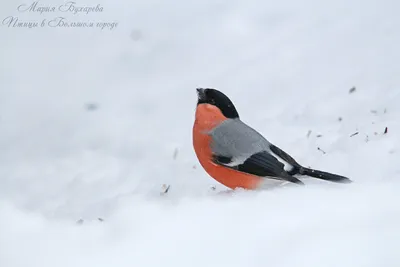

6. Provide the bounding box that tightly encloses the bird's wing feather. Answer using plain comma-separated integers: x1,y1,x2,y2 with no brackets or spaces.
213,151,303,184
209,119,303,184
213,152,285,176
236,151,286,177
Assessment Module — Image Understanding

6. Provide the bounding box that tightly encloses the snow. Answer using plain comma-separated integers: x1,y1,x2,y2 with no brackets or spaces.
1,0,400,266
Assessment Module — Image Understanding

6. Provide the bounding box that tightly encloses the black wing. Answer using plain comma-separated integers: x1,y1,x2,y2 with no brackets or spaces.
213,151,304,185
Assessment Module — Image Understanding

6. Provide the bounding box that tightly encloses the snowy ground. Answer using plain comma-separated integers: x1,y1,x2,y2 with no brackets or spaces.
1,0,400,266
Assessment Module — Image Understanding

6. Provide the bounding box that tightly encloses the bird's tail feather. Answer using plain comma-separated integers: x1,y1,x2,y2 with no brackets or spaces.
269,144,352,184
298,167,352,183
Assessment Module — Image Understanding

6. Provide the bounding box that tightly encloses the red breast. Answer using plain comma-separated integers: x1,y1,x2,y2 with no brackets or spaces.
193,104,263,190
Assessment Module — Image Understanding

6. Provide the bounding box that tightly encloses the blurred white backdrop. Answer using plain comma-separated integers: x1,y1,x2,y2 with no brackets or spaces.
1,0,400,266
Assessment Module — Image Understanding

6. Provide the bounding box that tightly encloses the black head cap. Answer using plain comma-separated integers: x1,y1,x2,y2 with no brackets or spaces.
196,88,239,119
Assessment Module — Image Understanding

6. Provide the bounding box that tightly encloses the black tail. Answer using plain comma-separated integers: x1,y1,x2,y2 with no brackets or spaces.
269,144,352,184
298,167,352,183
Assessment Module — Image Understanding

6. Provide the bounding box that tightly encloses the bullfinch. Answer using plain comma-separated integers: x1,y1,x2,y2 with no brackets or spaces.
192,88,352,190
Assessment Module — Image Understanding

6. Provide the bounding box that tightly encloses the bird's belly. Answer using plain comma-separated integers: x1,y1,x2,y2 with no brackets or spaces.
205,162,264,190
193,126,263,190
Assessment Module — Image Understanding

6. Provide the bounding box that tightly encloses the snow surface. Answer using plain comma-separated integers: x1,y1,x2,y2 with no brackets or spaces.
1,0,400,266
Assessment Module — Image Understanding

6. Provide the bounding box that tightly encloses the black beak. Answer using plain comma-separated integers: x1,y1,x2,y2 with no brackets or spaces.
196,88,206,100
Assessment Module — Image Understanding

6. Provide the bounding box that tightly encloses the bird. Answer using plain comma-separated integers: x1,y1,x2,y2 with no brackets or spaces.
192,88,352,190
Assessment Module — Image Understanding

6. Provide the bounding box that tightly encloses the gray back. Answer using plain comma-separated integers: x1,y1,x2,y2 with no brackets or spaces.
208,119,271,162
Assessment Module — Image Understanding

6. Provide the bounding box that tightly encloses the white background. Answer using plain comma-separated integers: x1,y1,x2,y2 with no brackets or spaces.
1,0,400,266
